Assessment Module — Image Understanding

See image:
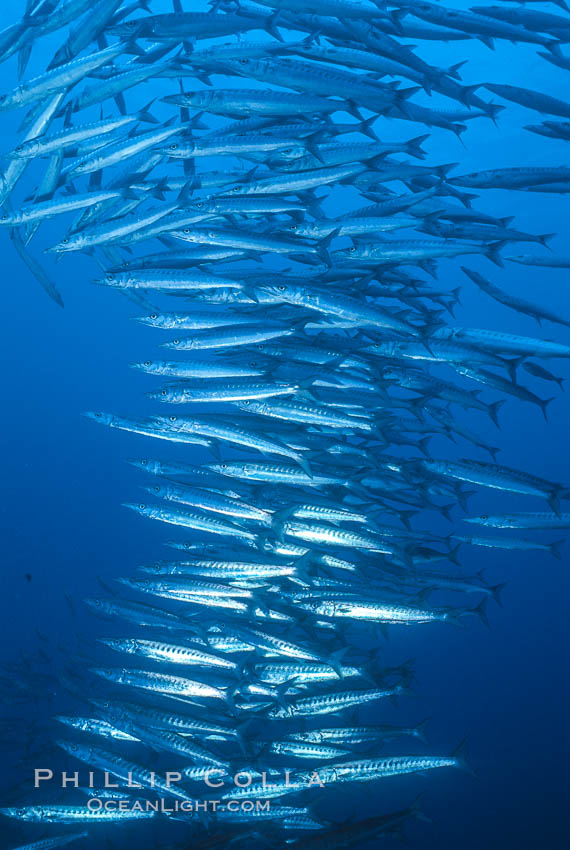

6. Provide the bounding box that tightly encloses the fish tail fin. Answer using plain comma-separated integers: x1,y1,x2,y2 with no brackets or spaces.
265,11,285,42
122,38,146,58
360,115,379,141
459,83,480,107
549,539,565,559
489,399,505,429
451,285,462,305
539,232,556,248
406,133,430,160
451,737,475,776
397,85,423,102
410,792,432,823
540,396,555,422
304,130,326,164
316,227,340,264
448,543,462,566
547,491,561,516
412,718,431,745
472,598,490,629
294,453,313,479
487,240,506,267
546,39,564,56
485,102,505,125
447,60,467,81
452,123,468,144
328,647,347,678
137,99,159,124
457,489,476,513
505,354,525,384
491,583,506,607
436,161,458,178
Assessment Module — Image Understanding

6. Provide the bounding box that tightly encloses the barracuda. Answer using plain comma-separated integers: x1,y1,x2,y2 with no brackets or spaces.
54,715,139,741
98,637,239,673
122,503,258,542
233,398,376,432
267,685,403,718
142,481,272,523
148,379,300,404
162,323,294,351
139,559,296,579
55,739,195,802
90,667,227,701
90,699,238,741
0,190,127,225
162,88,355,118
119,575,253,599
151,415,311,473
0,41,131,110
0,805,154,823
295,598,455,624
96,269,245,291
83,411,214,448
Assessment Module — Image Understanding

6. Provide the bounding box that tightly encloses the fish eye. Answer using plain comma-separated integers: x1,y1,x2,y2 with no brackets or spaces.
144,361,151,366
183,229,190,234
106,275,114,282
139,503,145,509
349,246,356,253
16,808,25,817
169,416,177,422
195,201,203,208
153,486,159,492
289,225,297,231
94,413,102,418
239,58,249,65
242,400,250,406
140,460,147,465
173,339,180,344
481,515,488,520
150,314,158,319
221,463,227,469
169,143,178,151
161,389,167,395
61,238,69,244
15,145,23,152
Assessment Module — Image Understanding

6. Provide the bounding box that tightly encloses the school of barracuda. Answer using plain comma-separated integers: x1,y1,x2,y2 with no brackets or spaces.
1,0,569,847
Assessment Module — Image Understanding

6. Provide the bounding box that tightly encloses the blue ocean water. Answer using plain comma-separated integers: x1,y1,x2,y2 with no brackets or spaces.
0,0,569,847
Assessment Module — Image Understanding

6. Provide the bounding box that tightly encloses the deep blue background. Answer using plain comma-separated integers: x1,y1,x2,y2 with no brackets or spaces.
0,0,569,847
